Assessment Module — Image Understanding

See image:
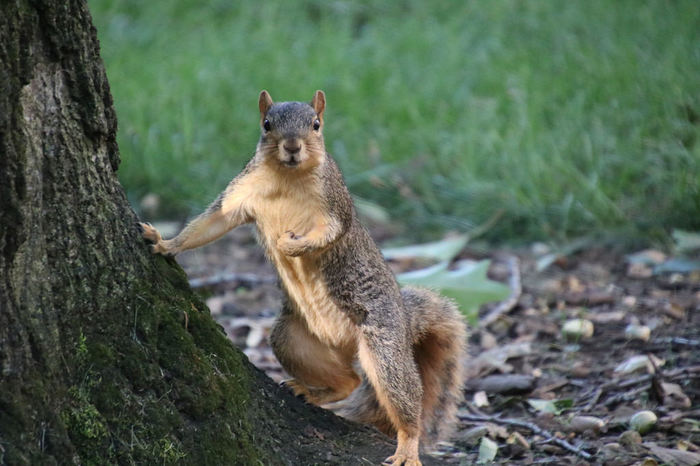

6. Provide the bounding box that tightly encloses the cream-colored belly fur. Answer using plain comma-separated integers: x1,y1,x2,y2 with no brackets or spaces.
250,170,357,349
275,253,357,349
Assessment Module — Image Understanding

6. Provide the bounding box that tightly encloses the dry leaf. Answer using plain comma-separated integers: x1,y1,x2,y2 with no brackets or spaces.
477,437,498,463
562,318,594,339
506,431,530,449
645,442,700,466
569,415,606,433
457,425,489,447
614,354,665,375
625,324,651,341
661,382,691,408
473,391,490,408
465,342,533,377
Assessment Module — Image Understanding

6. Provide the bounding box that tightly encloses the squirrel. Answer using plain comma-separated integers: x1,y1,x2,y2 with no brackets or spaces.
140,90,467,466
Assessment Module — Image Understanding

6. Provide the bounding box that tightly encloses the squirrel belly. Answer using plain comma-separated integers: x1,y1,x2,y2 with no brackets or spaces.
140,90,467,466
249,158,360,350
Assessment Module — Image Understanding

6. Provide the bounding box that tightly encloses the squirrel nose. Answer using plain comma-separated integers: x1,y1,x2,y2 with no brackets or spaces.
283,143,301,154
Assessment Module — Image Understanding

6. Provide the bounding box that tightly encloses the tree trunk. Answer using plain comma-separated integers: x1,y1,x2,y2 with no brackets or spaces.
0,1,397,463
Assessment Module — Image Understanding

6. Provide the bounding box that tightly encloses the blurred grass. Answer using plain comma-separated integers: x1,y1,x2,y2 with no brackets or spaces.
89,0,700,244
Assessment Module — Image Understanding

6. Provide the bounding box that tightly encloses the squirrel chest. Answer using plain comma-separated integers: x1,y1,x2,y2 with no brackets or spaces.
248,167,357,349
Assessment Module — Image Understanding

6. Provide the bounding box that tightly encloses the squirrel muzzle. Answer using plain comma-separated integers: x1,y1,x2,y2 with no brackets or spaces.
279,138,305,166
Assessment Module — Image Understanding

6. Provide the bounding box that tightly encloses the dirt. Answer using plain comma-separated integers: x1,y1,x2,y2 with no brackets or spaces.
175,225,700,465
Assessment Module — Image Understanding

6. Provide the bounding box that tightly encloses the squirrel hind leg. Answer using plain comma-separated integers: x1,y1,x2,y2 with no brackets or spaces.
270,309,360,405
356,331,423,465
402,286,467,445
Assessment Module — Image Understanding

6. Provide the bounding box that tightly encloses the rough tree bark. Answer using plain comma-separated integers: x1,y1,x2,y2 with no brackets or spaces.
0,1,400,464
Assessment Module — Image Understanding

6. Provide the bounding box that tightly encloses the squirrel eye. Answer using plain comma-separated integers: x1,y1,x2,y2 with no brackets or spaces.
263,119,271,131
313,119,321,131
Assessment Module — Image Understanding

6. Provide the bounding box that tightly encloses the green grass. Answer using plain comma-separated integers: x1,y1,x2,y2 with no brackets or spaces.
89,0,700,244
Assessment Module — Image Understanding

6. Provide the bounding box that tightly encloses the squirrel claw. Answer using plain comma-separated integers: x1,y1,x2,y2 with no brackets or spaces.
139,222,175,256
139,222,161,244
280,378,310,400
277,232,307,256
382,455,421,466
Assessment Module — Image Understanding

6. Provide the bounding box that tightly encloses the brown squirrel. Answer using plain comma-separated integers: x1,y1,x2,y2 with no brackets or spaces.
140,90,466,466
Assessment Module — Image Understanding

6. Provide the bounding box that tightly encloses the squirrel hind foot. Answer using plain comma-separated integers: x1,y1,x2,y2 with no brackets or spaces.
280,378,309,399
383,431,422,466
382,455,421,466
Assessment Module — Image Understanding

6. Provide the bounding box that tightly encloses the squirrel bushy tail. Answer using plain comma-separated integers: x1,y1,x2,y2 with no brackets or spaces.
327,286,466,446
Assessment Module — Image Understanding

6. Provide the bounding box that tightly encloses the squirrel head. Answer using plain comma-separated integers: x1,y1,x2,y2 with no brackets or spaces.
257,90,326,170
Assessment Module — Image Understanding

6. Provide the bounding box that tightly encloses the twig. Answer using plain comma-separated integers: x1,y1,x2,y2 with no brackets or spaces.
603,384,651,408
616,373,654,389
667,365,700,377
457,411,593,460
604,366,700,391
583,387,602,412
578,365,700,411
535,379,569,394
480,255,521,328
651,337,700,347
189,271,277,289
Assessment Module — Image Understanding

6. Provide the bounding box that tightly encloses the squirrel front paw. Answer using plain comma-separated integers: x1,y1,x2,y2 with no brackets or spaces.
139,222,171,255
276,231,307,257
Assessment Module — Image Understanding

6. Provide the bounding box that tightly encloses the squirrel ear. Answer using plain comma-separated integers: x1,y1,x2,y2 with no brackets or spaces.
259,90,273,116
311,90,325,119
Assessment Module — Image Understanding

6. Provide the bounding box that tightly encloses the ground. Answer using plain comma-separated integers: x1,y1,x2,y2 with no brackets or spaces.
172,224,699,465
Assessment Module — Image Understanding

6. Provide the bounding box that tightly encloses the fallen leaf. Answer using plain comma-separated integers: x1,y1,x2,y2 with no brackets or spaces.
534,237,592,271
480,330,498,350
676,439,699,452
506,431,530,450
527,398,573,416
477,437,498,463
484,423,510,440
562,319,594,339
246,324,265,348
614,354,665,375
465,342,533,377
457,425,489,447
645,442,700,466
569,415,606,433
661,382,691,408
625,324,651,342
382,234,469,262
627,249,668,266
655,258,700,274
352,196,391,224
673,229,700,255
473,390,490,407
397,259,510,318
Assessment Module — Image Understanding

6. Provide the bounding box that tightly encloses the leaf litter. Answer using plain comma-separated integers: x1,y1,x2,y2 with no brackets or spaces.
176,227,700,465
